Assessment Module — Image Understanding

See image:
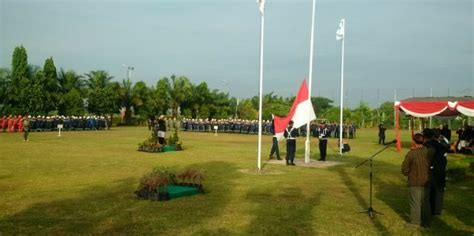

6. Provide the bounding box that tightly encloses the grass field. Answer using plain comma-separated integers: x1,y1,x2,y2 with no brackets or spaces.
0,127,472,235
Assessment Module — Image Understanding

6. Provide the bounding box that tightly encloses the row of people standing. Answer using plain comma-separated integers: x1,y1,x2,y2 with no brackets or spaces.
180,118,357,140
1,115,109,133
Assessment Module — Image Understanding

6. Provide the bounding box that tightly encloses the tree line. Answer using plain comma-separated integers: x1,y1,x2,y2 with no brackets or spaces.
0,45,402,127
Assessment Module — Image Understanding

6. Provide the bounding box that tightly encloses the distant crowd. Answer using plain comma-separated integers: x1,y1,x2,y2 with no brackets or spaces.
178,118,358,139
1,115,109,133
455,125,474,154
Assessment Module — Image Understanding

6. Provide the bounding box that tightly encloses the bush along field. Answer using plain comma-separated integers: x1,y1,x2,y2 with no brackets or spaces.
0,127,472,235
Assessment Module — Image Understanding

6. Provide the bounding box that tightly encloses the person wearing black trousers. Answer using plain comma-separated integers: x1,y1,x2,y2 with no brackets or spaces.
318,123,329,161
269,117,281,160
284,120,299,166
378,123,386,144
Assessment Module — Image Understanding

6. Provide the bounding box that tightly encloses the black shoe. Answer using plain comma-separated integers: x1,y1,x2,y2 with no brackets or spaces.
277,157,282,160
269,155,273,160
318,159,325,161
291,163,295,166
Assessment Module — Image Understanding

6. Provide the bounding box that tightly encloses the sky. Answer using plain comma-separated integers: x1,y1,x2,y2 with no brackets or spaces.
1,0,472,108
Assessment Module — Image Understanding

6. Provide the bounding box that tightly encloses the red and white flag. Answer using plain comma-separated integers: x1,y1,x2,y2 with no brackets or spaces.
273,80,316,139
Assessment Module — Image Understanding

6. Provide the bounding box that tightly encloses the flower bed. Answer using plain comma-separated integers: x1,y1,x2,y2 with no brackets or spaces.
134,167,205,201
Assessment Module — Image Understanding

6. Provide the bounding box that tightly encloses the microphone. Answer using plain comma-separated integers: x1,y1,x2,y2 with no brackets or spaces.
384,139,397,146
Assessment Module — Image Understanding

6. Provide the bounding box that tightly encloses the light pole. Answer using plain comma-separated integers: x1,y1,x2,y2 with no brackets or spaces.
122,64,134,81
121,64,134,124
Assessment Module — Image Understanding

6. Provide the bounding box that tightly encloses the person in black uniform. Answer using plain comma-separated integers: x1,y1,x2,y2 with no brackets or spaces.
378,123,386,144
269,116,281,160
318,123,329,161
284,120,299,166
423,128,449,215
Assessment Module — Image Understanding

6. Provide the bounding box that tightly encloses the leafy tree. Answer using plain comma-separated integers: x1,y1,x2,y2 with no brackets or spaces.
152,78,171,115
42,57,59,114
168,75,192,117
119,79,133,124
132,81,151,122
377,101,396,128
238,99,258,120
0,69,11,113
312,97,334,115
8,46,29,114
85,70,117,116
208,89,232,119
182,82,210,118
352,101,373,128
58,69,85,115
323,107,352,124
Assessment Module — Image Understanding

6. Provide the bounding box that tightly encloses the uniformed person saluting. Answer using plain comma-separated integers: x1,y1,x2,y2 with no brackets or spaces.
284,120,299,166
318,123,329,161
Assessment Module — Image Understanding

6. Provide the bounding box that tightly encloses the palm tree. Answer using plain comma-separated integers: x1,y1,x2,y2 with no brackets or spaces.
85,70,113,90
168,75,192,117
119,78,133,124
57,69,85,116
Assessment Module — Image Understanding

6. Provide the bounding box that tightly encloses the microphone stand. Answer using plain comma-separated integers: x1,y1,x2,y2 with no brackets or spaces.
355,141,395,218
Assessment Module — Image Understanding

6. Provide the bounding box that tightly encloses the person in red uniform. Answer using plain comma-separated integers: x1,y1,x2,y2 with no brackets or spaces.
7,115,14,133
17,115,24,132
0,116,5,132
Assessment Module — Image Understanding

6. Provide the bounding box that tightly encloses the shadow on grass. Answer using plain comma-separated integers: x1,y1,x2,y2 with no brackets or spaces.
0,161,242,235
244,187,321,235
336,166,389,233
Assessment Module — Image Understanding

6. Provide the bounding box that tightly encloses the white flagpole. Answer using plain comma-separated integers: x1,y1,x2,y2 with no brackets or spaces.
257,0,265,171
305,0,316,164
338,18,345,156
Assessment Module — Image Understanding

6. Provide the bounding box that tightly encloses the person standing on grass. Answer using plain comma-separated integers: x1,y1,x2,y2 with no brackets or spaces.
378,123,386,144
269,115,281,160
402,133,434,228
23,115,30,141
157,115,167,145
318,123,329,161
284,120,298,166
423,128,449,216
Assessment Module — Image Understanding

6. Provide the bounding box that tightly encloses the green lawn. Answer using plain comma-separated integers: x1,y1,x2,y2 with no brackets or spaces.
0,127,472,235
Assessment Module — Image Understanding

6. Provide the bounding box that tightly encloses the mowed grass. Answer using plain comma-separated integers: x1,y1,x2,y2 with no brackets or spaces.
0,127,472,235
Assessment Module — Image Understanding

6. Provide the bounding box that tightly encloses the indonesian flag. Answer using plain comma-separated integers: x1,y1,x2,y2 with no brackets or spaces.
336,19,345,41
257,0,265,15
273,80,317,140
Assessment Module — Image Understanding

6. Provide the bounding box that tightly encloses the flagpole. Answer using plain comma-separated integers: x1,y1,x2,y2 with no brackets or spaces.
305,0,316,164
338,18,345,156
257,2,265,171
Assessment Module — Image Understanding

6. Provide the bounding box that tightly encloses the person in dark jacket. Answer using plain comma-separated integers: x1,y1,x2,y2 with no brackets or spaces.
423,128,449,215
378,123,386,144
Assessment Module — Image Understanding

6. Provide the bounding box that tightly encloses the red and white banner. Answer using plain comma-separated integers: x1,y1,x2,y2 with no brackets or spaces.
273,80,316,139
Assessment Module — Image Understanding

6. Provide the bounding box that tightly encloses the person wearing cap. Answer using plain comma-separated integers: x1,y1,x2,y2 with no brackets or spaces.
284,120,299,166
402,133,434,227
318,122,329,161
23,116,31,141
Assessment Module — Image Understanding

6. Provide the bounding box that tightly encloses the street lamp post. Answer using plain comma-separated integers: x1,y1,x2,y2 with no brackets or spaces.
121,64,134,80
